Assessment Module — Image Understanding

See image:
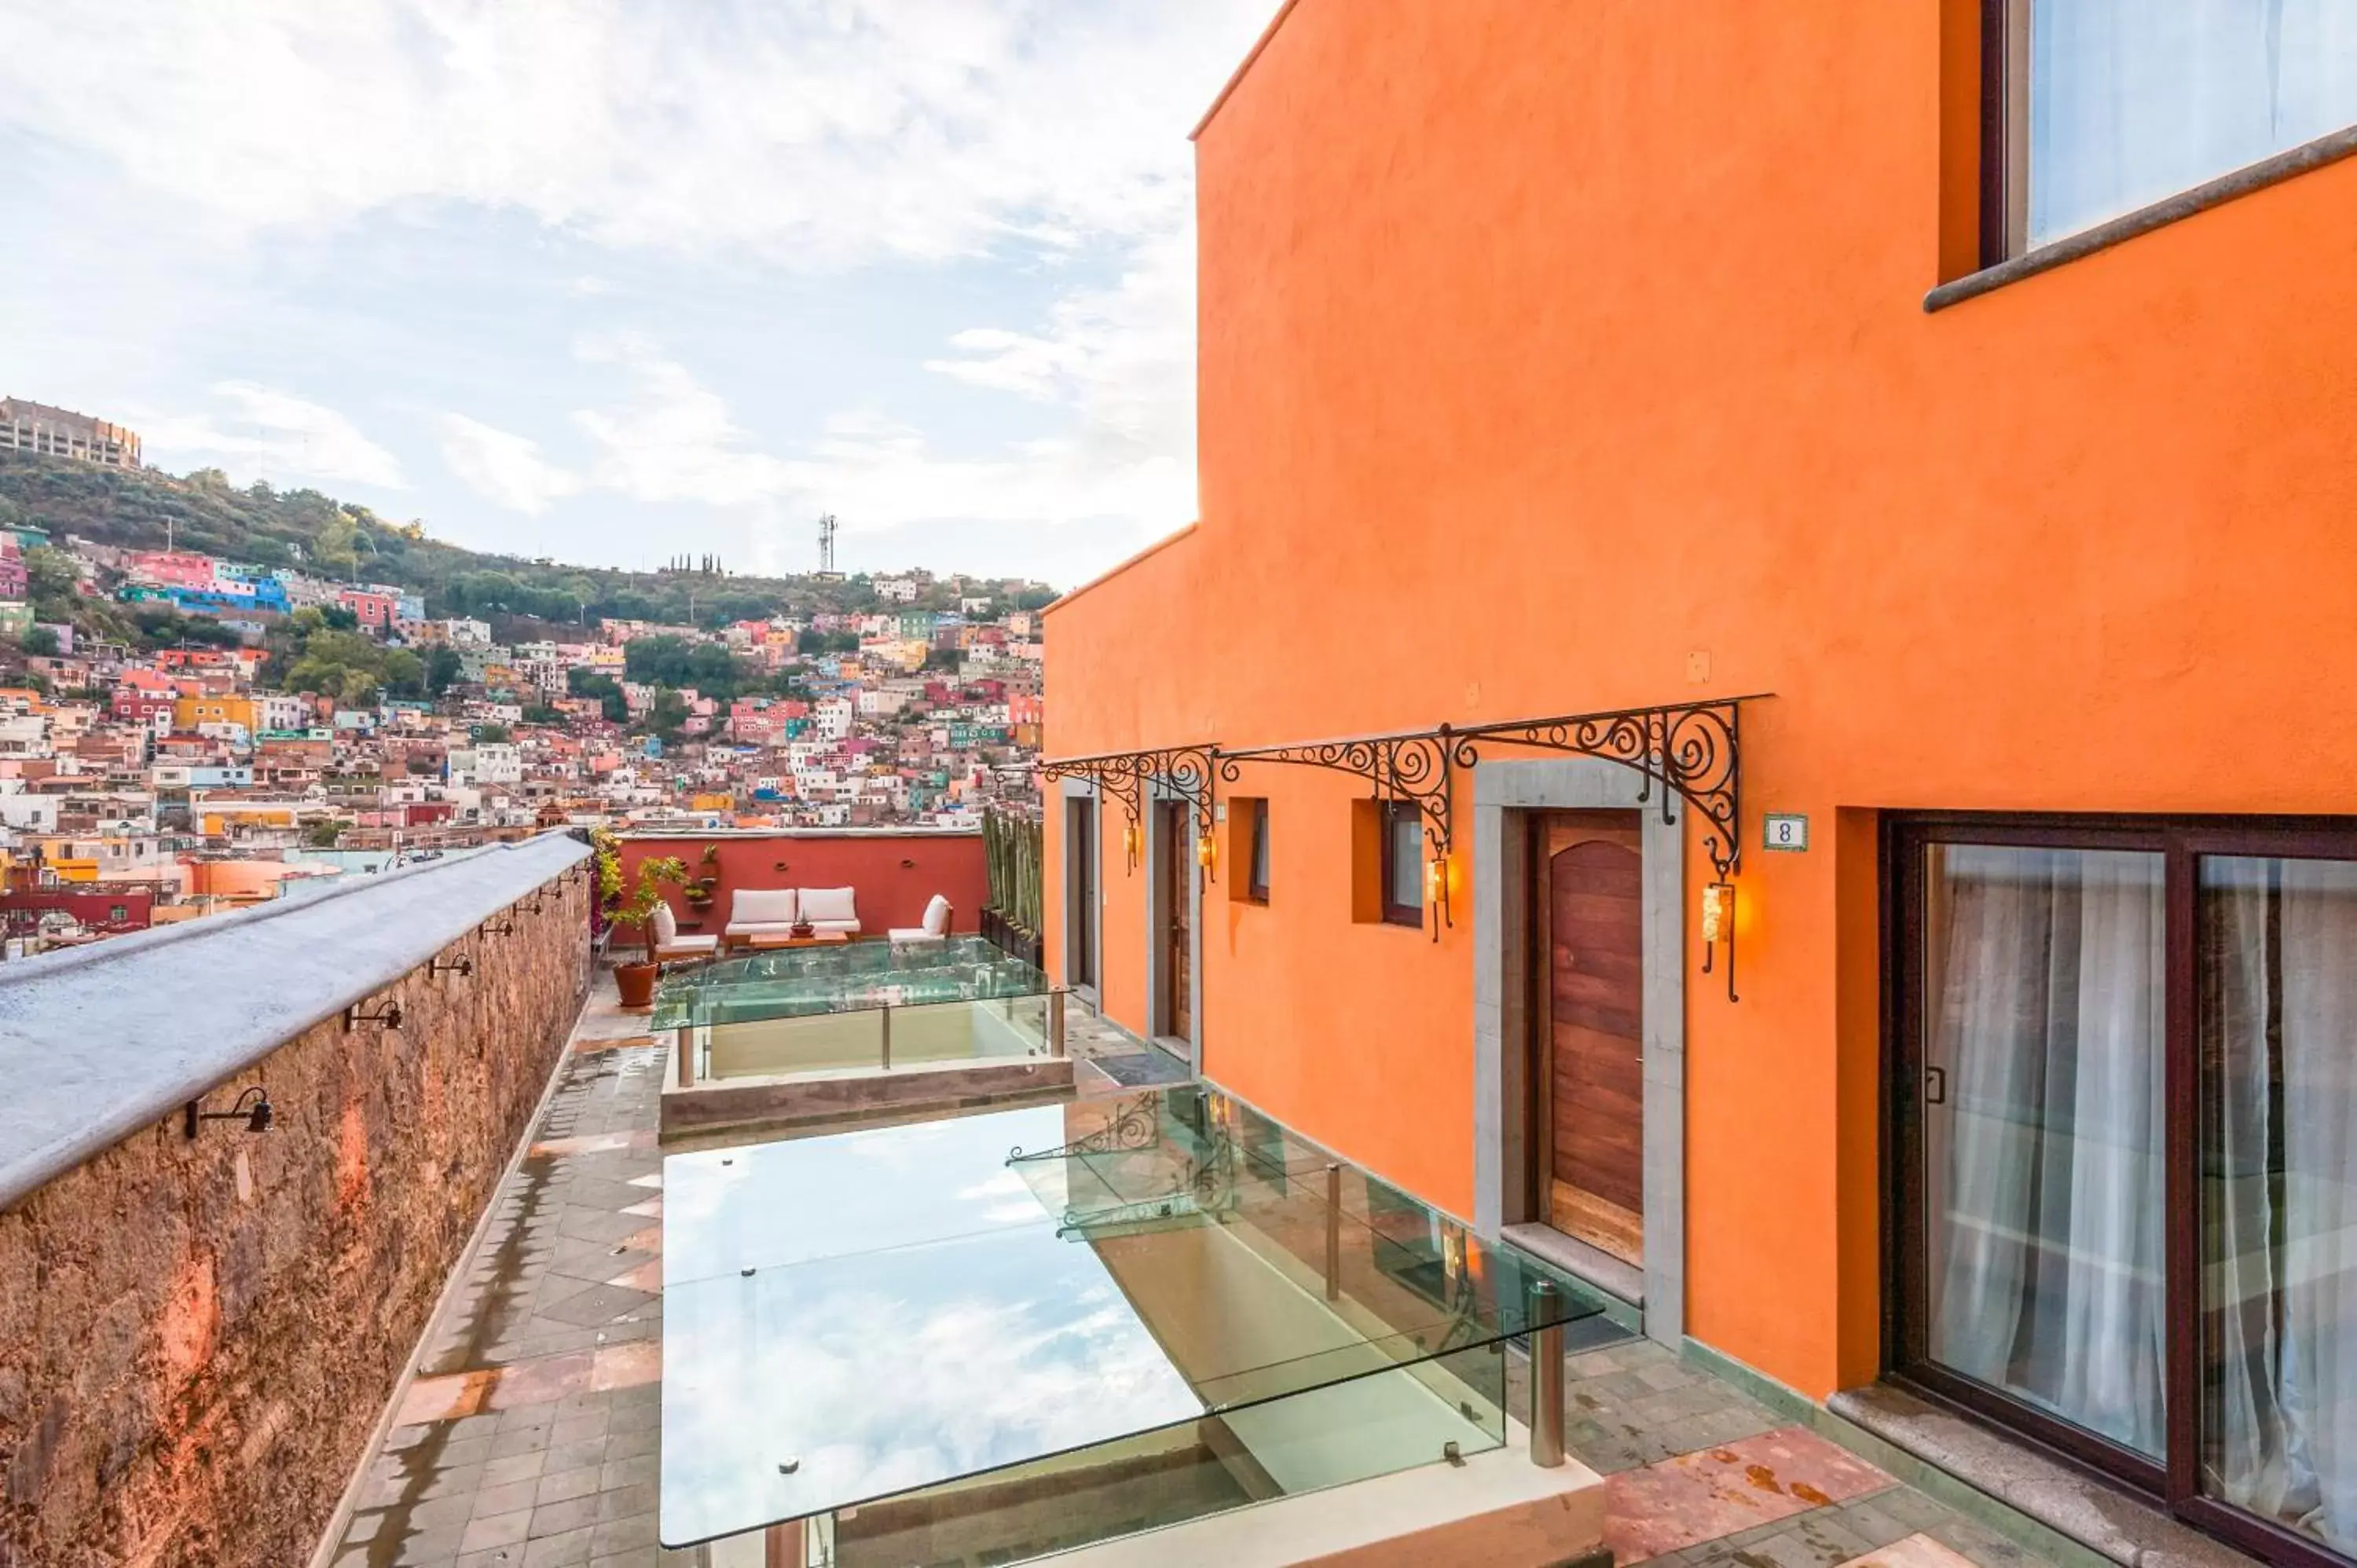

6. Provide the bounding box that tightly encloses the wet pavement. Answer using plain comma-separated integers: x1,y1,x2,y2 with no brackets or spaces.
327,976,680,1568
326,968,2056,1568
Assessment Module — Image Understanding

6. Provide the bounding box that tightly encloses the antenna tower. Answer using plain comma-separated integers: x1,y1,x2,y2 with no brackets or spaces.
817,514,838,574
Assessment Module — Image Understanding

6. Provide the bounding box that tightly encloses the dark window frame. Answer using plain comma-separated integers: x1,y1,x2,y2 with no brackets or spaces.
1244,797,1270,905
1972,0,2357,276
1378,799,1424,929
1885,810,2357,1568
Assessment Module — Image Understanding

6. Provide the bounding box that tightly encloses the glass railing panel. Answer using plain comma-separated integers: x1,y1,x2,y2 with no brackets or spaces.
652,933,1053,1031
658,1087,1608,1549
826,1343,1507,1568
702,1008,885,1081
664,1104,1076,1289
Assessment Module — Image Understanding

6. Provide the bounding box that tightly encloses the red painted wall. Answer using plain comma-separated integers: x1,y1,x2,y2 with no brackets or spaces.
615,831,987,938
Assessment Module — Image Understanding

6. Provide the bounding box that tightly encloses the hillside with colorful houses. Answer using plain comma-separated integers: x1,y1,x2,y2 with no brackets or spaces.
0,452,1046,953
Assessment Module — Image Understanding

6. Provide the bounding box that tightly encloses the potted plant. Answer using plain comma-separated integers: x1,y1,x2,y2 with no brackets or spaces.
681,842,721,910
589,826,625,947
609,854,689,1009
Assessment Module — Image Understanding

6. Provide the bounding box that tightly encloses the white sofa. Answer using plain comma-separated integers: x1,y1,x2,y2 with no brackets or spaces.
722,886,863,946
889,896,955,944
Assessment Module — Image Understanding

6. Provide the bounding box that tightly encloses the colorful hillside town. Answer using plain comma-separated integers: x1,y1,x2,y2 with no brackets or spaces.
0,507,1044,953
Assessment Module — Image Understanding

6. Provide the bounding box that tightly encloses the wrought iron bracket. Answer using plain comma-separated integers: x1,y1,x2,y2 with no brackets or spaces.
1007,1095,1160,1163
1218,727,1457,940
1450,697,1756,882
1037,744,1218,878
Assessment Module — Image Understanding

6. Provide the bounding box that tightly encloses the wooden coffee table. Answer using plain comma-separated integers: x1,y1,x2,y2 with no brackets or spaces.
741,931,852,951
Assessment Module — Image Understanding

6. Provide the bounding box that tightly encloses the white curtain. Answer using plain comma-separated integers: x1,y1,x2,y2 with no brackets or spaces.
2212,858,2357,1549
2029,0,2357,247
1928,846,2166,1457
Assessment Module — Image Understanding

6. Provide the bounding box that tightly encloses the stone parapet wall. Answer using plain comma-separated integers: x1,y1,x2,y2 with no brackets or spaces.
0,861,592,1567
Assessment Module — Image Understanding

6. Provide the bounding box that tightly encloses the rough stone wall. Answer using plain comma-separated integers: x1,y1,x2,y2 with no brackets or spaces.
0,866,592,1568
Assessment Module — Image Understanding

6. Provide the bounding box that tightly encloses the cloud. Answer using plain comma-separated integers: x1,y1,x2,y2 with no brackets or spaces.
569,333,1190,534
141,382,405,490
0,1,1276,271
0,0,1284,578
436,412,581,515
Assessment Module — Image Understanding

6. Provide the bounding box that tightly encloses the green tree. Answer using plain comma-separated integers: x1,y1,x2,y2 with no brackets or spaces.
20,626,58,657
423,644,463,695
472,722,512,744
646,687,689,743
381,647,424,696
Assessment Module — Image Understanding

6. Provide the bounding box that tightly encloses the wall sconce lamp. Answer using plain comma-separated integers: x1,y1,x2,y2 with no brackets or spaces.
1424,855,1453,943
345,999,403,1031
900,858,916,869
481,917,515,936
185,1086,272,1139
773,861,789,872
1121,820,1142,874
1194,831,1216,877
431,954,473,977
1700,881,1739,1002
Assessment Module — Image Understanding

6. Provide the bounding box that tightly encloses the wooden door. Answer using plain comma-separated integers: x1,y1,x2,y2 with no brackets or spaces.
1068,797,1097,988
1533,811,1644,1266
1160,800,1192,1039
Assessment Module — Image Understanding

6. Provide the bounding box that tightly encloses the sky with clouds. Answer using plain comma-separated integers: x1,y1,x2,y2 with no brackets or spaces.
0,0,1280,586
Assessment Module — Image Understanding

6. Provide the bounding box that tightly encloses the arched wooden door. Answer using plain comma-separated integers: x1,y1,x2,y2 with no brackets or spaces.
1534,812,1644,1266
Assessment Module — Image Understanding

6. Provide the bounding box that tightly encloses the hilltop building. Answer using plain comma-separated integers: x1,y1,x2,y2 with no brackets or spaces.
0,397,141,467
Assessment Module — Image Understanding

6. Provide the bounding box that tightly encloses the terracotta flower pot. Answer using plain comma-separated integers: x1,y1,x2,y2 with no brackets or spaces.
615,961,660,1009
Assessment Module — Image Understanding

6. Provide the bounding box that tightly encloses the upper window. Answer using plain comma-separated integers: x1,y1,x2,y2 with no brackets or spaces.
1380,801,1424,928
1990,0,2357,257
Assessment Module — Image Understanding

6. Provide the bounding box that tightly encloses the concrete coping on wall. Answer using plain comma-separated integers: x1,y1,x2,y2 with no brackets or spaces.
0,830,590,1214
615,826,982,839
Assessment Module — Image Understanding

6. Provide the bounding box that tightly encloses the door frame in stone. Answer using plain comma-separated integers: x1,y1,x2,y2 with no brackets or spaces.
1472,757,1687,1346
1141,774,1204,1073
1058,776,1104,1008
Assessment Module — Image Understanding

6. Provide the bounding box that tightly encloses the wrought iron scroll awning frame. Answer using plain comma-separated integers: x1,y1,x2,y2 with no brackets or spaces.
1036,744,1218,877
1043,695,1764,993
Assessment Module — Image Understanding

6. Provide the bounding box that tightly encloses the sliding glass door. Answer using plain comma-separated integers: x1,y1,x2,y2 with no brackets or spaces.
1893,819,2357,1568
2200,854,2357,1556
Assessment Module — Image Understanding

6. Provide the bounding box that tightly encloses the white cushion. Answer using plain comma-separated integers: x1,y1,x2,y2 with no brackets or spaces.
922,894,951,937
797,886,857,924
651,902,678,943
724,921,802,937
731,888,797,925
889,927,944,943
658,934,717,955
803,918,860,936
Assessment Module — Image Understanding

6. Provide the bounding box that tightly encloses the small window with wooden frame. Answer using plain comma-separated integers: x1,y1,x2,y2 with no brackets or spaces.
1227,797,1270,906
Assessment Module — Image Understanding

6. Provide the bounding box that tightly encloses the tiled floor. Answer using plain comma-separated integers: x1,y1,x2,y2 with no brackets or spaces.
1507,1336,2052,1568
327,969,2053,1568
328,982,686,1568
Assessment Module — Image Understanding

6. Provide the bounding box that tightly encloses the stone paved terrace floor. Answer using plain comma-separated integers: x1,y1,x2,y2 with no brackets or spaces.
324,967,2058,1568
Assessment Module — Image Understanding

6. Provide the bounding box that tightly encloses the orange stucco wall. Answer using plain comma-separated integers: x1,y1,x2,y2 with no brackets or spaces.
1042,0,2357,1401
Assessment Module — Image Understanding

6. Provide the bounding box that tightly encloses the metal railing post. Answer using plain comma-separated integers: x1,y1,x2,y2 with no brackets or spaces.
1049,989,1067,1057
1324,1163,1342,1302
674,1028,694,1089
1529,1279,1565,1467
880,1004,892,1072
